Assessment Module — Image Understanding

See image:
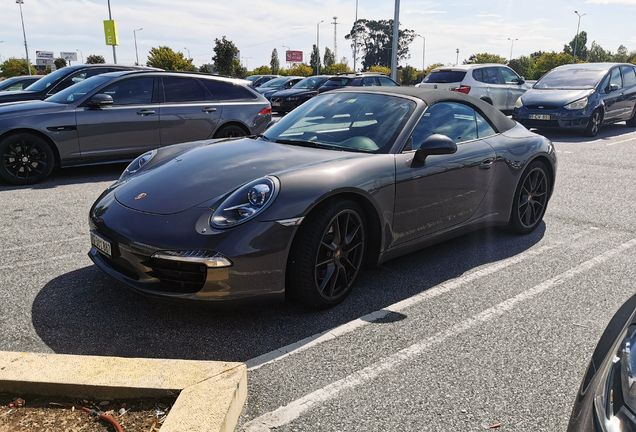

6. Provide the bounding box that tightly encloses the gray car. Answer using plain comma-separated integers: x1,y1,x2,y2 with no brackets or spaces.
0,70,272,185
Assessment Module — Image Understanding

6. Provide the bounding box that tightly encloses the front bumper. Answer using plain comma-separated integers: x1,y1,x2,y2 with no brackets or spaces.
88,189,295,306
513,106,594,131
270,97,299,113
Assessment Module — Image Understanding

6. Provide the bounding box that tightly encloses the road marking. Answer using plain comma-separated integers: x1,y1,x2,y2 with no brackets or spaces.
0,236,86,253
246,228,594,370
606,136,636,146
243,236,636,432
0,252,88,271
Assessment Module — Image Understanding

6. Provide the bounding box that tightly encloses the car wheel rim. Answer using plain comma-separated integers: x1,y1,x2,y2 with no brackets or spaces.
315,209,365,301
518,167,548,229
591,112,600,134
2,139,48,181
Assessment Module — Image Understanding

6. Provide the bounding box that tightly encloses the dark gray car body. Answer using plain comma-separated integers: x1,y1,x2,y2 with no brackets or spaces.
0,70,271,170
88,87,556,306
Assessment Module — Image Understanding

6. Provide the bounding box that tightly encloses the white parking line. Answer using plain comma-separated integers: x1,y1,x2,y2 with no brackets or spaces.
606,136,636,146
246,228,594,370
243,236,636,432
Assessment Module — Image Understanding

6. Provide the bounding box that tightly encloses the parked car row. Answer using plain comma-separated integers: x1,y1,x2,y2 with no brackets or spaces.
0,75,42,92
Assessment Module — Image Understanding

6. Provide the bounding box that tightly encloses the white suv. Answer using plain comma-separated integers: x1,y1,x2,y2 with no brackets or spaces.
415,63,532,113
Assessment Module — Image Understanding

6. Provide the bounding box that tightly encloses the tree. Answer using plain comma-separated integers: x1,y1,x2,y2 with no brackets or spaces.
464,53,507,64
369,65,390,75
564,31,588,61
54,58,67,69
0,58,36,77
324,63,353,75
415,63,444,82
323,47,335,69
400,65,419,85
534,52,573,77
310,44,321,75
588,41,612,63
85,54,105,64
199,64,211,73
253,65,272,75
234,59,248,79
147,46,196,71
213,36,239,76
508,55,536,79
345,19,415,70
270,49,280,74
288,63,313,77
613,45,629,63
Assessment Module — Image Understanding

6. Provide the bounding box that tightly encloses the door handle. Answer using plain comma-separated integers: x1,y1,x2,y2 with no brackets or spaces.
479,158,495,170
202,107,218,113
136,109,156,116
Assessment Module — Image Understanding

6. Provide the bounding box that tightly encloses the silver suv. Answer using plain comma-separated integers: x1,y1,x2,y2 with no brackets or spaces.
415,63,532,113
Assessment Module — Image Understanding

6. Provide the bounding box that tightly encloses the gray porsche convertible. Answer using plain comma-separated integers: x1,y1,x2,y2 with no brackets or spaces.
88,87,557,308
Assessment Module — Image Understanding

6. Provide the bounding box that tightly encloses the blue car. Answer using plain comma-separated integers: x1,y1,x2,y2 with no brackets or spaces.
255,76,303,100
512,63,636,136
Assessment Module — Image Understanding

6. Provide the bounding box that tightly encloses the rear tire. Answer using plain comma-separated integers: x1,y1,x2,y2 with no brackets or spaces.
626,106,636,127
0,133,55,185
508,160,550,235
584,109,602,137
214,124,248,138
287,199,366,309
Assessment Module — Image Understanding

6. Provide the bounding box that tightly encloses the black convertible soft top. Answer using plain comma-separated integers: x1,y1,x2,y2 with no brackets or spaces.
334,86,518,133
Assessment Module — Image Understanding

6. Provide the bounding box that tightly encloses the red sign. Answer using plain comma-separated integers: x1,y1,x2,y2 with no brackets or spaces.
286,50,303,63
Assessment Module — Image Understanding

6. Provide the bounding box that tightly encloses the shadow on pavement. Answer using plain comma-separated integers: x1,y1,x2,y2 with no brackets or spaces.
31,223,544,363
531,121,633,142
0,163,128,191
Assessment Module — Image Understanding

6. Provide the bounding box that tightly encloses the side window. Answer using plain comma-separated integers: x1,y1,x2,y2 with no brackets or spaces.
610,67,623,89
472,68,484,82
200,80,256,100
379,77,398,86
405,102,479,151
52,68,109,94
598,73,611,93
362,77,379,86
97,77,154,105
476,112,496,138
163,77,206,102
484,68,503,84
499,67,520,84
620,66,636,88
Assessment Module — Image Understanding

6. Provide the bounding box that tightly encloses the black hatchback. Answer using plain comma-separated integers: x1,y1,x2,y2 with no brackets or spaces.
0,64,156,104
513,63,636,136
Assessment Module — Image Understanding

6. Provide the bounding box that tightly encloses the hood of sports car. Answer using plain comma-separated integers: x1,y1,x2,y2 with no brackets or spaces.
521,88,593,106
114,137,365,215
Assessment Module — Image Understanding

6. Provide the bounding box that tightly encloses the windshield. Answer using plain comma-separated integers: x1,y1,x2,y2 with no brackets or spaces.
260,77,288,88
24,68,72,91
263,92,416,154
422,70,466,83
293,76,328,89
534,68,607,89
46,75,112,104
245,75,260,82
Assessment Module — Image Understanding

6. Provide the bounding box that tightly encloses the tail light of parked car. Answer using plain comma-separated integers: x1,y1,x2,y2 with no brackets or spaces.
259,107,272,115
452,85,471,94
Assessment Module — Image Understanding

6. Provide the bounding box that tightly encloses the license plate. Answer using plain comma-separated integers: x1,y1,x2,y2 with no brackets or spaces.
529,114,551,120
91,231,113,258
272,101,281,107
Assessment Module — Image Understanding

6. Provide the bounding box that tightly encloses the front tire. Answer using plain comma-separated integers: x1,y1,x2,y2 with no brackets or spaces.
509,160,550,234
287,199,366,309
0,133,55,185
584,109,602,137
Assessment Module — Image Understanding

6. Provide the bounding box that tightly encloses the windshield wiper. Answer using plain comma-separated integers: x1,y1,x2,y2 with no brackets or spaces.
274,139,338,150
256,134,272,142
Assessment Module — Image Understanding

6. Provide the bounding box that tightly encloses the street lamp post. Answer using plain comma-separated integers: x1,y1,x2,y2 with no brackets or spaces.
184,47,190,59
282,45,290,69
455,48,459,66
415,34,425,73
317,20,324,74
133,28,142,65
244,57,252,70
76,49,83,63
573,11,586,64
353,0,358,72
107,0,117,64
508,38,518,62
16,0,31,75
390,0,400,81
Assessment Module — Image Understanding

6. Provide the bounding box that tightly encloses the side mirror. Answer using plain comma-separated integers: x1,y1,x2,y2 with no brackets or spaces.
608,83,620,93
414,134,457,162
87,94,114,109
517,76,526,84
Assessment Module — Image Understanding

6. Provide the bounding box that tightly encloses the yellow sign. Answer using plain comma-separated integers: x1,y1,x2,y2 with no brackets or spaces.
103,20,119,46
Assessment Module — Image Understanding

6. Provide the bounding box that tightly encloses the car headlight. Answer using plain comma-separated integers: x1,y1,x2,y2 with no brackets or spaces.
595,325,636,431
286,96,300,101
514,97,523,109
564,97,588,110
211,176,279,228
108,149,157,189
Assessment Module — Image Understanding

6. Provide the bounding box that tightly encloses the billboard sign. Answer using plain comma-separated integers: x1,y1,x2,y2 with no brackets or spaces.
36,51,54,59
60,52,78,61
103,20,119,46
286,50,303,63
36,58,54,66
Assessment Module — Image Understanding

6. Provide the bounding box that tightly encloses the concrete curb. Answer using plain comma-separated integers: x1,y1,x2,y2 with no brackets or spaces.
0,351,247,432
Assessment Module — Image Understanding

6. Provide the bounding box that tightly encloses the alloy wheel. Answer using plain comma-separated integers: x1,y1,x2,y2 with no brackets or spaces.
517,166,548,229
2,138,49,181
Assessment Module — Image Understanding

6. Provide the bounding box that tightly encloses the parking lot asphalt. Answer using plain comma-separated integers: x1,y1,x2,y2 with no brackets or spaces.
1,123,636,431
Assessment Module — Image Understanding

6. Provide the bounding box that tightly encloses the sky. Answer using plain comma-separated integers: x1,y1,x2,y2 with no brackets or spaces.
1,0,636,72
